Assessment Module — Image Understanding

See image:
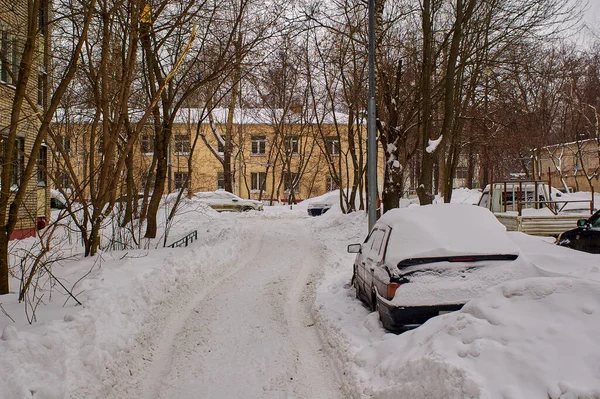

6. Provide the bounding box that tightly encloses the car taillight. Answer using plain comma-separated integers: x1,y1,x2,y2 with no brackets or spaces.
387,283,401,299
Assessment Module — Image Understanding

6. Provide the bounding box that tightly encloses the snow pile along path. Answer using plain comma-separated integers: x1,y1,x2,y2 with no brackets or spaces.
0,216,253,399
360,277,600,399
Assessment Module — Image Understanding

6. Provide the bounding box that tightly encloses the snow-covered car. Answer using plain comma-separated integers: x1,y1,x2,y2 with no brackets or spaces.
347,204,540,332
307,191,338,216
195,191,264,212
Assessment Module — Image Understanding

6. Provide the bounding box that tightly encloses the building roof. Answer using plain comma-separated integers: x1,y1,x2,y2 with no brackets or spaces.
54,107,356,126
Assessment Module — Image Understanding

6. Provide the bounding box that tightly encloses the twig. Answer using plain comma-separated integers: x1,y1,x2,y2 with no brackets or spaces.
41,264,83,306
0,303,15,323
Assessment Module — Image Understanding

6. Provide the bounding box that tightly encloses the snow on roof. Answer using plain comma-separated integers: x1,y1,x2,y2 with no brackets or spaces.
53,107,352,125
379,203,519,264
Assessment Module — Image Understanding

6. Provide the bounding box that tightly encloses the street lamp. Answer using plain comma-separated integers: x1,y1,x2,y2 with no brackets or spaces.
367,0,377,230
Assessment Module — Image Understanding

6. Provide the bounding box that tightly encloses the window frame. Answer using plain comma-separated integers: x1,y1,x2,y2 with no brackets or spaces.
0,29,15,85
11,138,25,188
326,175,339,192
37,145,47,186
250,171,266,192
141,134,154,155
285,136,299,155
251,135,266,156
217,135,226,154
284,171,300,193
174,171,188,190
325,137,340,157
217,172,224,190
173,134,190,155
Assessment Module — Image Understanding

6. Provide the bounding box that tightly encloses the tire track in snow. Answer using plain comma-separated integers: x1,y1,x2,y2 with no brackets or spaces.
147,216,343,398
140,222,267,399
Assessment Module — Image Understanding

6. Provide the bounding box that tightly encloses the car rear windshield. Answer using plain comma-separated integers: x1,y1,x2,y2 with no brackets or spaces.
398,254,518,268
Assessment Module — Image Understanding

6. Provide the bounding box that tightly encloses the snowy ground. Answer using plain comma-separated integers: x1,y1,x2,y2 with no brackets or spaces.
1,194,600,398
311,208,600,398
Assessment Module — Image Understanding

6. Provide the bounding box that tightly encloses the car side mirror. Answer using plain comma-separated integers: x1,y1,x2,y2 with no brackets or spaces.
347,244,362,254
577,218,588,228
232,198,238,202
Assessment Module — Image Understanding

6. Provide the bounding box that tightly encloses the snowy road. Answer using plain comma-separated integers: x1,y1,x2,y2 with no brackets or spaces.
120,215,342,398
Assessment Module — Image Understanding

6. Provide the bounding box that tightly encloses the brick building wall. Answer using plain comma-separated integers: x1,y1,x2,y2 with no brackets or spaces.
0,0,50,239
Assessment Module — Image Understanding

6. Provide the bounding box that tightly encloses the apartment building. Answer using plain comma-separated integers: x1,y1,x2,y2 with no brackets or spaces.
0,0,50,239
149,107,383,203
52,107,384,204
534,139,600,192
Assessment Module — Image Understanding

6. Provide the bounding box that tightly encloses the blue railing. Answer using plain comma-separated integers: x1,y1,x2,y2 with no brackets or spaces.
167,230,198,248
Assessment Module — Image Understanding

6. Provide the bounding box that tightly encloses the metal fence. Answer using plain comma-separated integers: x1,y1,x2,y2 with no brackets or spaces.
167,230,198,248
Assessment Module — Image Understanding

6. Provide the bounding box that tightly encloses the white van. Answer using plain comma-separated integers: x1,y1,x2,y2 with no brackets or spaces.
477,182,562,214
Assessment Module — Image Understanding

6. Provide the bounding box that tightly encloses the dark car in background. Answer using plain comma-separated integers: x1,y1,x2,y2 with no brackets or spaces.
556,209,600,253
348,204,539,333
307,191,337,216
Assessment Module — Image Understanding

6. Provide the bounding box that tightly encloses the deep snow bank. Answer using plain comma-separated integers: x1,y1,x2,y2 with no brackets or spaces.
0,209,251,398
312,211,600,399
356,277,600,399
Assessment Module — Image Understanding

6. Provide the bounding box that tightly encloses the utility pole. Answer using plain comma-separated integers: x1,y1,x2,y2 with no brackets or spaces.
367,0,378,230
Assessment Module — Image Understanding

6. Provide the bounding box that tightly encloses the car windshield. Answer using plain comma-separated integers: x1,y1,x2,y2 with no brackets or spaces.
587,210,600,228
217,191,240,200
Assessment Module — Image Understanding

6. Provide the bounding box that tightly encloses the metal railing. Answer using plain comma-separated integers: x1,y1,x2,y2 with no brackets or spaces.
167,230,198,248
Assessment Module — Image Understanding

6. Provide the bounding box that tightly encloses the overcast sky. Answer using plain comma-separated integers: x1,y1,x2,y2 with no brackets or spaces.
574,0,600,46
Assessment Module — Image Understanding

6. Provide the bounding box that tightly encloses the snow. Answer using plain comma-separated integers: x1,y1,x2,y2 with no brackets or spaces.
311,205,600,398
390,257,540,307
1,194,600,398
380,204,518,263
426,135,443,153
349,277,600,398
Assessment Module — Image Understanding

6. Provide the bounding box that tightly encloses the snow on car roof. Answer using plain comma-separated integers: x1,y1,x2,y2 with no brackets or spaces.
379,204,519,265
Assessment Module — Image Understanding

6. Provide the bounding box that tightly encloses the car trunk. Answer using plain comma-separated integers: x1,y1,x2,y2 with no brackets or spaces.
389,257,540,307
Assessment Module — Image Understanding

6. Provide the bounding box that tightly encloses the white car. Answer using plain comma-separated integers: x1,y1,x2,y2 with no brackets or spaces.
348,204,540,332
195,191,264,212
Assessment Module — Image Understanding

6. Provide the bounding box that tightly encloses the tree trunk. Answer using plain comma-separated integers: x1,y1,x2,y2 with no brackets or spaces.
0,232,9,294
145,122,170,238
121,150,135,227
416,0,435,205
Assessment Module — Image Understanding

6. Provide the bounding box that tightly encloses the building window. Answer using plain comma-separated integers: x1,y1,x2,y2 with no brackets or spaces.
251,135,266,155
37,71,46,107
217,135,226,154
61,136,71,155
325,137,340,156
60,171,70,189
217,172,224,190
141,134,154,154
326,175,339,192
1,30,17,85
37,145,47,186
250,172,266,192
11,138,25,187
285,136,299,155
174,134,190,155
284,171,299,193
39,0,46,34
174,172,188,190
